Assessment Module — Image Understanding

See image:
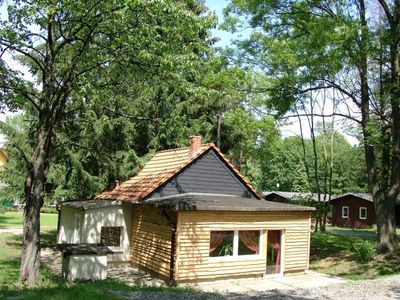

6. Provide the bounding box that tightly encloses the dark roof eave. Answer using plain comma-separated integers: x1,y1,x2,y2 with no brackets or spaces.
141,203,315,212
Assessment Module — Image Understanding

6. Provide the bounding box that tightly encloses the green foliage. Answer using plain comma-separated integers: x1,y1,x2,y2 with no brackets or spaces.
255,133,367,194
39,207,57,214
217,243,234,256
0,206,6,214
351,241,376,263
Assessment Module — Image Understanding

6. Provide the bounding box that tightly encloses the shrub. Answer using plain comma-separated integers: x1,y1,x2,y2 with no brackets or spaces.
0,206,6,214
351,240,376,263
40,207,58,214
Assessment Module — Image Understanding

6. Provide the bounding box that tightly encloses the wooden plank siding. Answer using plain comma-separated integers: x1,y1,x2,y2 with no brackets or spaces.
175,211,312,282
130,206,175,279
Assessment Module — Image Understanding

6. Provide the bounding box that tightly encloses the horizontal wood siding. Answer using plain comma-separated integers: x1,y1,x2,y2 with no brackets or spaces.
130,206,176,278
151,150,254,199
176,211,311,281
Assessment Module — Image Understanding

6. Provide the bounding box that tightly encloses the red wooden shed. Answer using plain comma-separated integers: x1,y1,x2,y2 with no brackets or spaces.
330,193,376,228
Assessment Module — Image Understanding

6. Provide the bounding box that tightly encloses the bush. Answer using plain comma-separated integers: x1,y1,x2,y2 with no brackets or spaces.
351,240,376,263
0,206,6,214
40,207,58,214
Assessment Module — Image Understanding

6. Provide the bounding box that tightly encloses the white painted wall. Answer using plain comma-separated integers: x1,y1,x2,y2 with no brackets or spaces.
62,254,107,281
58,206,84,244
58,202,132,264
82,203,132,263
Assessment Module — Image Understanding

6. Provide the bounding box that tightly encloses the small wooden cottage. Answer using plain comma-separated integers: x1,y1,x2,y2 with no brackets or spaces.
330,193,376,228
58,136,314,284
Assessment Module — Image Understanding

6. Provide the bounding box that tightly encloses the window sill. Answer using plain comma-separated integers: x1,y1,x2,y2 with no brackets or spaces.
107,247,124,253
208,254,263,263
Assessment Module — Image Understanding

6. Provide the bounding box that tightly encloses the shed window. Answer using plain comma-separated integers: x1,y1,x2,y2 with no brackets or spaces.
209,230,261,258
238,231,260,255
359,207,367,220
342,206,349,218
209,231,234,257
100,226,121,247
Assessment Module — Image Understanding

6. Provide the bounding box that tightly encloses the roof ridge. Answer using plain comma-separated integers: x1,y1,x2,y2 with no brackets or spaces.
156,146,189,153
155,143,213,154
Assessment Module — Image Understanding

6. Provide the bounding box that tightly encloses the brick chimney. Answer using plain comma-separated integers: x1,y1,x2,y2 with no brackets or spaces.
189,136,202,157
114,180,120,189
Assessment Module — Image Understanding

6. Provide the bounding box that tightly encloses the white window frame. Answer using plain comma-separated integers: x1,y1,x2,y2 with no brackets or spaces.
342,206,349,218
359,207,367,220
209,230,263,262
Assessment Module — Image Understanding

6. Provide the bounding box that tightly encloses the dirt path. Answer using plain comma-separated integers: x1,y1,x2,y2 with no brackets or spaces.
328,230,377,239
0,228,23,235
113,275,400,299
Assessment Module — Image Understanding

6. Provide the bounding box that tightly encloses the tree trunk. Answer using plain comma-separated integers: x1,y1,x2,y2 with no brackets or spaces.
19,123,52,286
217,112,221,148
375,191,398,252
19,177,43,286
359,0,400,252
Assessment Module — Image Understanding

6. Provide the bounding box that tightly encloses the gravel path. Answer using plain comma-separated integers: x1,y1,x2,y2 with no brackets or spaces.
113,275,400,300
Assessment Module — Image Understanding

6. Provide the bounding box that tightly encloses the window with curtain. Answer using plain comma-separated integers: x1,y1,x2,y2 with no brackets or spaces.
209,231,234,257
209,230,261,257
238,230,260,255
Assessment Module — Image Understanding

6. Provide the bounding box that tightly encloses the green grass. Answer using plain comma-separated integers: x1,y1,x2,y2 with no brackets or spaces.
0,231,217,299
0,211,58,228
310,231,400,280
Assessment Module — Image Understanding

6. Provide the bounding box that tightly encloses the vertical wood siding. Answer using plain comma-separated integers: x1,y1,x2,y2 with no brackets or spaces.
150,150,255,199
331,196,376,228
130,206,176,278
176,211,311,281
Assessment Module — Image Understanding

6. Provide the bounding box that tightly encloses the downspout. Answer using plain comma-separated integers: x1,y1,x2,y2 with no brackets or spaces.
162,209,177,286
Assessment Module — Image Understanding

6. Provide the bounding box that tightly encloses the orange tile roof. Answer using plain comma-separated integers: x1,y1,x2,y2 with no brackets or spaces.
95,144,260,202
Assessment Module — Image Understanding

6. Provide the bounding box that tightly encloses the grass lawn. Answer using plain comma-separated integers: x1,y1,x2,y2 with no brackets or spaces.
0,211,58,228
310,231,400,280
0,230,214,299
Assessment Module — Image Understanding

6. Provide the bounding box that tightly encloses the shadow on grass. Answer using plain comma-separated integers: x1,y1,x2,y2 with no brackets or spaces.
0,277,223,300
310,232,372,260
0,214,22,228
41,229,57,249
375,252,400,276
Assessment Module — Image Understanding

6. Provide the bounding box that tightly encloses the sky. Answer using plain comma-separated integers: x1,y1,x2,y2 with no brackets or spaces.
0,0,359,145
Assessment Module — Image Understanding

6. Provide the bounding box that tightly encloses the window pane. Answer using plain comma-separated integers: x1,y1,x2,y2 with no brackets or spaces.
238,230,260,255
209,231,234,257
100,227,121,246
360,208,366,219
342,207,349,217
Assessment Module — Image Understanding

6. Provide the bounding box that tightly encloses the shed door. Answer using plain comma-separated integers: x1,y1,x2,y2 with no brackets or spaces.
266,230,282,275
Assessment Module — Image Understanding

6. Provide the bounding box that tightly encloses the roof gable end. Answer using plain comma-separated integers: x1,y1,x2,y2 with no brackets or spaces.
148,147,260,200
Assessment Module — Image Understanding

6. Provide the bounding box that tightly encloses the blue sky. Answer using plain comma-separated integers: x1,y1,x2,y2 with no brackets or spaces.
204,0,235,48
